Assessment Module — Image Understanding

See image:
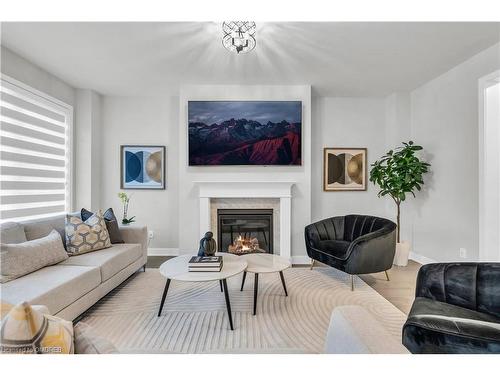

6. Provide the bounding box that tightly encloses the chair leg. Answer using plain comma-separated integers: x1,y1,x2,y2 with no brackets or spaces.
350,275,354,291
384,270,390,281
310,259,315,270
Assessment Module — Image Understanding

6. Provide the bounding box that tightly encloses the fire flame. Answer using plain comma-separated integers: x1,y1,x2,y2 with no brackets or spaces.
237,235,251,251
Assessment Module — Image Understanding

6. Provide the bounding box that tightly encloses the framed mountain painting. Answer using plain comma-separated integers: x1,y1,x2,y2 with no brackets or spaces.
188,101,302,166
121,145,166,189
324,148,367,191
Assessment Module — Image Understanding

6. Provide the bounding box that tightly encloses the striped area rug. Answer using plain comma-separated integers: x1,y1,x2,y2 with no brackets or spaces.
80,267,406,353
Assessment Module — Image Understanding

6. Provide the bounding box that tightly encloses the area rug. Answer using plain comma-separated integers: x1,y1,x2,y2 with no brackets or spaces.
80,267,407,353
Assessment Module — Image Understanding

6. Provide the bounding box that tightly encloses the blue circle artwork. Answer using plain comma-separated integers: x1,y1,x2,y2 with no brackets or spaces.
125,151,142,182
125,150,153,183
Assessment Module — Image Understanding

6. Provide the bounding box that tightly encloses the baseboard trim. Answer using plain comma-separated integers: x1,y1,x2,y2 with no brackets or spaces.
148,248,180,256
291,256,310,265
409,251,436,265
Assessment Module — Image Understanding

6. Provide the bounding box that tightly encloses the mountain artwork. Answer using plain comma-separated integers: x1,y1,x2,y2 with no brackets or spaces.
188,101,302,166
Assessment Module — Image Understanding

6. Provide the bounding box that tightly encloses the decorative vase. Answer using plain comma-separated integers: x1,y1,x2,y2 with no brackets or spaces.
393,241,410,266
122,202,129,224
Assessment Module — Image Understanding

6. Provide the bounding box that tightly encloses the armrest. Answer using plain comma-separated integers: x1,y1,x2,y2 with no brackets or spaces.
415,263,500,317
344,227,395,259
119,225,148,256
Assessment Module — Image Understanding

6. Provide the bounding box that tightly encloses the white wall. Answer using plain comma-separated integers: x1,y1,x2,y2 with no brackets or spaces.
178,85,311,258
312,97,389,222
410,43,500,262
1,46,75,106
480,79,500,261
384,92,414,245
75,89,102,211
100,96,179,251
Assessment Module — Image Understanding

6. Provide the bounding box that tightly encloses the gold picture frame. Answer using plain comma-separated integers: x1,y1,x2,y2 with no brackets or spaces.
323,148,367,191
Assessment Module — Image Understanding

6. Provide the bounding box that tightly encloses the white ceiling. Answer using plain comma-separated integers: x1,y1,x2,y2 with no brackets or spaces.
1,22,499,97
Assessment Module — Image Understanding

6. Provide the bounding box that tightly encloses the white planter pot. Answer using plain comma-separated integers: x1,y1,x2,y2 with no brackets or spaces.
393,241,410,266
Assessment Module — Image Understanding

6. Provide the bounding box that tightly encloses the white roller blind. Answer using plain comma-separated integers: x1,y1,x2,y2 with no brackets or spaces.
0,76,73,222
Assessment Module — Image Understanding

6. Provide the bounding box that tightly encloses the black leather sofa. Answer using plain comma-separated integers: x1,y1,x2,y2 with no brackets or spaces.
403,263,500,354
304,215,397,290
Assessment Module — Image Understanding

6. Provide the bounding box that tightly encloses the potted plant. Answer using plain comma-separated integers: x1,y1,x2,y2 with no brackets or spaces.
118,192,135,225
369,141,430,266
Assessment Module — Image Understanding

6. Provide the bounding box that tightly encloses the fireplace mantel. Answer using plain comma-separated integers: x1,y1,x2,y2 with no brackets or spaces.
195,181,295,260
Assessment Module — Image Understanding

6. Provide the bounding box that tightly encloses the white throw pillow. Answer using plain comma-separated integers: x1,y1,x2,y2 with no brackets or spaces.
0,229,68,283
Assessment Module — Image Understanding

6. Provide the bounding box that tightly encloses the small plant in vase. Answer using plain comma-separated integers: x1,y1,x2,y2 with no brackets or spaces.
118,192,135,225
369,141,430,266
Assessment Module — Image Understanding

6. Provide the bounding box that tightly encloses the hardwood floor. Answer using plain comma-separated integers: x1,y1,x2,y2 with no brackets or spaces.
146,256,421,315
359,260,421,314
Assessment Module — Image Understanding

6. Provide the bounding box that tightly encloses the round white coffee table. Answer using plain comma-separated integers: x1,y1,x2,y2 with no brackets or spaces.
158,253,246,330
240,253,291,315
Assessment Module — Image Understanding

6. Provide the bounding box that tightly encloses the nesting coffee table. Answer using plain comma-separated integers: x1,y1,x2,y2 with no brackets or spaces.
157,253,246,330
240,253,291,315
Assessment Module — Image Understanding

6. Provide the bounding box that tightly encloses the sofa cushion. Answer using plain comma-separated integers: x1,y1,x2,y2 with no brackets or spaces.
317,240,351,260
0,222,27,244
23,214,66,242
0,265,101,316
1,229,69,283
60,243,142,282
403,297,500,353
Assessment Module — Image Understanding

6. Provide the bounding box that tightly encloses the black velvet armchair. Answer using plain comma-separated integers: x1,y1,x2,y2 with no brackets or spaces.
402,263,500,354
304,215,397,290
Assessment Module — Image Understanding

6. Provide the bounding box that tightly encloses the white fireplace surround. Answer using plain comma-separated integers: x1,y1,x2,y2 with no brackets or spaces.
195,181,294,260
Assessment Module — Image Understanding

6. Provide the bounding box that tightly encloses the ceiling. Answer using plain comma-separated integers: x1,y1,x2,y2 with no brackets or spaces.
1,22,499,97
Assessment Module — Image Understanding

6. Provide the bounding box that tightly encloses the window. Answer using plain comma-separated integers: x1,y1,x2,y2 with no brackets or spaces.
0,75,73,222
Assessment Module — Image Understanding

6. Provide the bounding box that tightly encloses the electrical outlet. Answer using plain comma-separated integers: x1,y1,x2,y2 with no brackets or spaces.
148,230,154,239
459,248,467,259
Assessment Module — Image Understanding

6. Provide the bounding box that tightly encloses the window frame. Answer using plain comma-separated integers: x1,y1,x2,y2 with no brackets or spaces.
0,73,74,221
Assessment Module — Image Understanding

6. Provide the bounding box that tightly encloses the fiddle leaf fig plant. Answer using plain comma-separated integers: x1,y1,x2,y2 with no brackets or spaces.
369,141,430,243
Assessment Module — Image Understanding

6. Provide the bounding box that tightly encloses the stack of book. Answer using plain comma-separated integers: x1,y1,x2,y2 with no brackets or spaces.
188,256,223,272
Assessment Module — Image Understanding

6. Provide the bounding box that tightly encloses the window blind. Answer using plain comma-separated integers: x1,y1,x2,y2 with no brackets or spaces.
0,76,72,222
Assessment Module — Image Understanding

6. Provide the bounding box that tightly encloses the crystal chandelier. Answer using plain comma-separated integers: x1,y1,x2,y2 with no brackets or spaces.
222,21,256,54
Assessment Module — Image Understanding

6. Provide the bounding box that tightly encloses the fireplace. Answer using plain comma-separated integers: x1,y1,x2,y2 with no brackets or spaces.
217,209,273,254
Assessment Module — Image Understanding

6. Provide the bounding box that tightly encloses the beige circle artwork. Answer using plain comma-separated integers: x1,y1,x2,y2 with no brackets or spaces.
347,153,364,184
145,151,162,183
325,148,366,191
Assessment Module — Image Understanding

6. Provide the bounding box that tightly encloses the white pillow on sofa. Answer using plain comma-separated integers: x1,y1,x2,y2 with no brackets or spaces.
0,229,68,283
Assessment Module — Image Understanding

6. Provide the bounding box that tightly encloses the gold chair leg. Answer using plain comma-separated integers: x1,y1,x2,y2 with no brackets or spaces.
384,270,390,281
350,275,354,291
310,259,315,270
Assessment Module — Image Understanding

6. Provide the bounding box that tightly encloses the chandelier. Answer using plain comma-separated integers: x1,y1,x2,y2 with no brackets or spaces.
222,21,256,54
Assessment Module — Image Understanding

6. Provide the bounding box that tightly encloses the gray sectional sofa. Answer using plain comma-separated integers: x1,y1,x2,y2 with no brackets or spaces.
0,214,148,321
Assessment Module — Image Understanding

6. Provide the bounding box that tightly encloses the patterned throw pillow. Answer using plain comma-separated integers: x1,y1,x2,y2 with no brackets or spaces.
65,210,111,256
1,229,68,283
81,208,124,244
0,302,74,354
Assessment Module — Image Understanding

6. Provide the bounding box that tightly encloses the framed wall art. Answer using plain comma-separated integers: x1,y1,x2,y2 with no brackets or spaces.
188,101,302,166
121,145,166,189
323,148,367,191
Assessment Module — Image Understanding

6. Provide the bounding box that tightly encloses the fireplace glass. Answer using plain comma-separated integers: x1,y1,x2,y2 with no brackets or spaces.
217,209,273,254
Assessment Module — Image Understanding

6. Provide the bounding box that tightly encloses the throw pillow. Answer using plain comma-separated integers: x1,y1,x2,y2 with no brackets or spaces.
73,322,118,354
65,210,111,256
81,208,124,244
0,229,68,283
0,302,74,354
